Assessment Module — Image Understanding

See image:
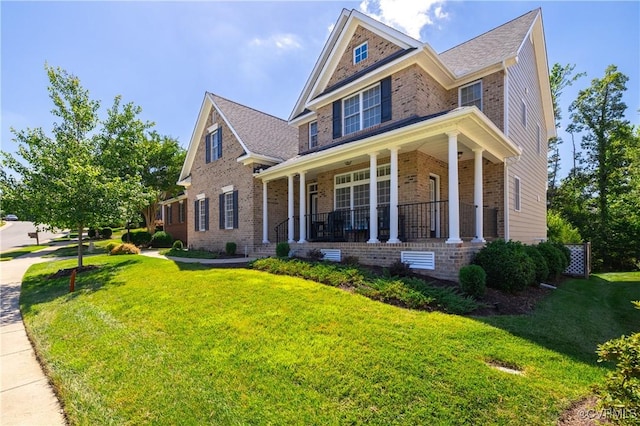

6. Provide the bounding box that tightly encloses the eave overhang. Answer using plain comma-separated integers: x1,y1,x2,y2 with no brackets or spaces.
260,107,521,182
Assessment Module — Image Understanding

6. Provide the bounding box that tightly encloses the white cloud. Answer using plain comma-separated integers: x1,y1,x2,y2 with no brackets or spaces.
249,33,302,51
359,0,448,40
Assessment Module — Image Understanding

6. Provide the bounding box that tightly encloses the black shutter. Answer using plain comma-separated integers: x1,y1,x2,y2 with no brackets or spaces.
232,190,239,229
205,133,211,163
204,198,210,231
381,76,392,123
332,100,342,139
194,200,199,231
217,128,223,159
219,194,225,229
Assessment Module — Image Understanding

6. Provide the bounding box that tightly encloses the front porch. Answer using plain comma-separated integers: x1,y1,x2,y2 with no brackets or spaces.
274,201,498,244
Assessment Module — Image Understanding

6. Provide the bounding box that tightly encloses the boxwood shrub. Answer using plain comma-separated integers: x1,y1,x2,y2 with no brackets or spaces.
459,265,487,298
537,241,568,282
100,227,113,239
275,242,290,258
472,240,535,292
150,231,174,248
524,245,549,285
121,231,152,247
225,242,237,256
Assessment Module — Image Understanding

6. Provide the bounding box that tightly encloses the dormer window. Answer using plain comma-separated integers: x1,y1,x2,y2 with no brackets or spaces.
353,42,368,64
309,121,318,148
459,81,482,110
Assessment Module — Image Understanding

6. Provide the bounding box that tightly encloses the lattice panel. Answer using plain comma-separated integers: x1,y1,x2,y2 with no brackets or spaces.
564,244,589,277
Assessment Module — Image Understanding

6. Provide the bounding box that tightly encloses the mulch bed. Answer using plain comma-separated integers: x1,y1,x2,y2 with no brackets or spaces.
48,265,99,279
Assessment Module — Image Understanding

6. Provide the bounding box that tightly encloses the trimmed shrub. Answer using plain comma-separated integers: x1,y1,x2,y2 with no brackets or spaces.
100,227,113,239
110,243,141,255
524,245,549,286
387,260,412,277
172,240,184,250
105,242,119,253
276,242,290,258
88,228,98,239
306,248,324,261
150,231,173,248
225,242,237,256
537,241,567,282
122,231,153,247
551,241,571,270
459,265,487,298
473,240,535,292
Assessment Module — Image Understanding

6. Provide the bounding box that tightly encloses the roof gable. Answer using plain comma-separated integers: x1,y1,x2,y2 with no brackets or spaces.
439,9,539,77
178,93,297,184
289,9,421,121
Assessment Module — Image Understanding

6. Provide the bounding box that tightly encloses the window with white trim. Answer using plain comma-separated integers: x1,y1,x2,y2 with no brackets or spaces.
514,176,521,211
537,123,542,155
178,201,185,223
309,121,318,148
335,165,391,209
166,205,172,225
198,199,206,231
353,41,368,64
224,192,234,229
343,84,381,136
459,81,482,110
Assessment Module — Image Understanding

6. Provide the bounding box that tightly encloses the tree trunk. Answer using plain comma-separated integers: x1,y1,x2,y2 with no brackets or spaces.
77,224,84,268
142,205,155,234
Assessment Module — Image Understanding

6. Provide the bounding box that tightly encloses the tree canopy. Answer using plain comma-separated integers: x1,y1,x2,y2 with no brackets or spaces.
1,65,183,266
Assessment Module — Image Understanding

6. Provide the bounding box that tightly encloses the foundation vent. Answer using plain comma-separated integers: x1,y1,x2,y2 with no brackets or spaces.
320,249,342,262
401,251,435,270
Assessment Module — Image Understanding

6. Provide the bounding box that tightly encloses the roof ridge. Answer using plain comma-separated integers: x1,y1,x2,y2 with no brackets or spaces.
207,92,289,123
439,8,539,55
348,8,423,44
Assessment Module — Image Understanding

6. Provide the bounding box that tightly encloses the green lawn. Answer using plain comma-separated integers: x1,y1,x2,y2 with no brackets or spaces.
0,245,49,261
20,256,640,425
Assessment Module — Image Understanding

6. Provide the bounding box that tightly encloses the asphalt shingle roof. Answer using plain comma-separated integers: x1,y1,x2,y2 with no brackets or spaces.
210,93,298,161
439,9,539,77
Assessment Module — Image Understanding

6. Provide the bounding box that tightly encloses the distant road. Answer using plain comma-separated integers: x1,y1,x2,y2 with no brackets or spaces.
0,222,65,252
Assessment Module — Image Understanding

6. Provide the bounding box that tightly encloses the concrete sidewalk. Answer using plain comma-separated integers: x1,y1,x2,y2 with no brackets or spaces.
1,247,66,425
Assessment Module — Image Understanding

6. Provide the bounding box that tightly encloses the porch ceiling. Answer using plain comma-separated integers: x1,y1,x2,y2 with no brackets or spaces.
257,107,521,182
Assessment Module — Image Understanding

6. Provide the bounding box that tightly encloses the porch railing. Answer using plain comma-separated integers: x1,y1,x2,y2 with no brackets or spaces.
274,201,498,243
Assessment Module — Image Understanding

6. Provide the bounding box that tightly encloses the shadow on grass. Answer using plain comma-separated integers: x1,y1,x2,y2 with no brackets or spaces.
473,274,640,366
42,244,108,258
20,259,140,316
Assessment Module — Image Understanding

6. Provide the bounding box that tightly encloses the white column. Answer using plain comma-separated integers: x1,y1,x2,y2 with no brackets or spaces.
368,152,380,243
387,147,400,243
472,149,485,243
287,174,295,243
446,131,463,244
298,171,307,243
262,180,269,244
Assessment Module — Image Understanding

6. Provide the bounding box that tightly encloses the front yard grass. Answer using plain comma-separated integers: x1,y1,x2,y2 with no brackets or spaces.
19,256,640,425
0,245,49,261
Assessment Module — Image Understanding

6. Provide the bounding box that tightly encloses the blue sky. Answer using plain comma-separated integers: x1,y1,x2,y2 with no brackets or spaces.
2,1,638,180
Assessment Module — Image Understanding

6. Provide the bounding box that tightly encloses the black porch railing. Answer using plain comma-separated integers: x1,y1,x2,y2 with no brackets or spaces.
274,201,498,243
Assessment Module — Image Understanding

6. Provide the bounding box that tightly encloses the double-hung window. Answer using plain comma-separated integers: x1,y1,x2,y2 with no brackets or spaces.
309,121,318,148
205,127,222,163
343,84,381,136
459,81,482,110
178,201,185,223
166,205,172,225
219,189,238,229
194,197,208,232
